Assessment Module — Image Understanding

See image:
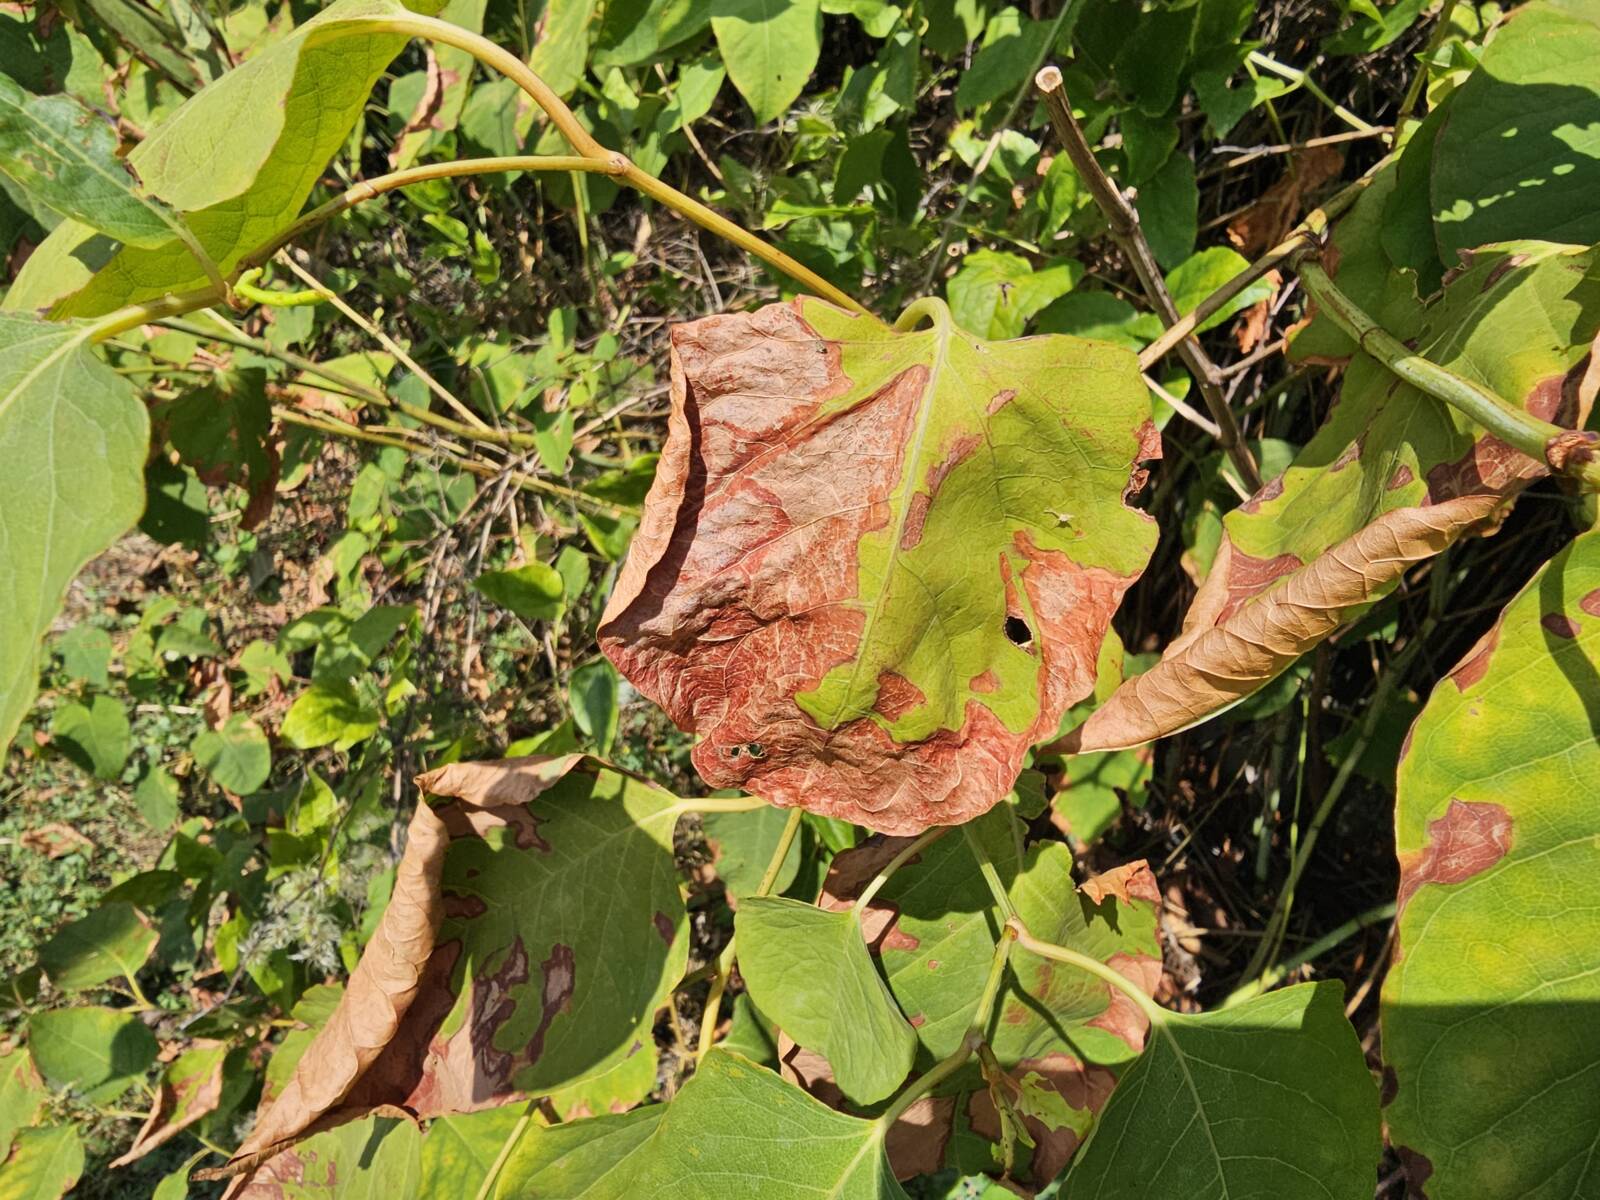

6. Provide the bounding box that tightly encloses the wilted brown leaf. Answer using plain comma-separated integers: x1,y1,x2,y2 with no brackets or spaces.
1226,146,1344,258
19,822,93,858
111,1042,227,1167
1058,495,1503,753
214,754,689,1192
599,297,1158,833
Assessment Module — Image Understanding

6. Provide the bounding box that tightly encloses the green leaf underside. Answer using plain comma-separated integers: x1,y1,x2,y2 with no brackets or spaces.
497,1050,908,1199
600,297,1156,832
3,0,434,318
703,804,802,903
245,1114,422,1198
1064,983,1381,1199
38,902,157,991
1383,528,1600,1199
736,896,917,1104
26,1006,158,1102
0,76,185,248
1248,241,1600,566
0,314,147,757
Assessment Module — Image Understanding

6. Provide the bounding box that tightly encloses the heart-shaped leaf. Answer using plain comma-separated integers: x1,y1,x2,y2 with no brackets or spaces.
600,297,1158,832
737,896,918,1104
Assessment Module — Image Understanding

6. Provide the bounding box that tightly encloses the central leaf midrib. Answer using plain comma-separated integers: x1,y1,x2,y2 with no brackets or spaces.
815,320,950,732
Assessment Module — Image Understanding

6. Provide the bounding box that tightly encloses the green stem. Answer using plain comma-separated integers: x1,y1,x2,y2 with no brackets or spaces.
1397,0,1460,124
854,827,949,914
86,285,228,344
877,924,1016,1128
232,267,325,308
247,156,613,270
1247,50,1378,133
683,795,773,815
1224,900,1396,1008
360,14,876,319
696,807,803,1062
963,824,1017,925
1298,260,1600,489
473,1097,541,1200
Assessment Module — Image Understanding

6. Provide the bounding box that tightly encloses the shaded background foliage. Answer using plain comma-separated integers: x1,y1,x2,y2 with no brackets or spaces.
0,0,1587,1195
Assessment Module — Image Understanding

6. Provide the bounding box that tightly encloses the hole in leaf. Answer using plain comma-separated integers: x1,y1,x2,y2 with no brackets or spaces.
745,743,766,759
1004,616,1032,647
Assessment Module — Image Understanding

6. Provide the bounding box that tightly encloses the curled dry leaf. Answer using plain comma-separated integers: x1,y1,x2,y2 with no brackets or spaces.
599,296,1158,833
110,1042,228,1167
1066,241,1600,752
1061,494,1502,753
217,754,690,1190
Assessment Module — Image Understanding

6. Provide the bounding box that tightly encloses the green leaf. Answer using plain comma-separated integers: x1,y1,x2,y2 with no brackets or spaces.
1383,527,1600,1198
954,8,1053,113
55,625,111,688
3,0,434,318
281,680,381,751
1137,151,1198,269
703,804,801,903
497,1050,908,1198
474,562,566,623
0,314,146,759
0,76,191,248
826,828,1162,1175
1051,748,1151,845
0,1049,48,1164
27,1006,158,1102
711,0,822,123
252,1114,421,1197
1164,246,1276,334
737,896,917,1103
569,659,619,755
418,1106,525,1197
0,1126,84,1200
594,0,715,66
600,297,1158,833
946,249,1083,340
1422,1,1600,270
1064,983,1380,1195
191,714,272,794
38,901,157,991
51,695,130,779
159,368,276,527
134,766,180,830
267,757,692,1129
527,0,598,100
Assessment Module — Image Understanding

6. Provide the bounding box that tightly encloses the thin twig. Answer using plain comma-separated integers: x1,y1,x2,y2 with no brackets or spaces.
1135,161,1382,372
1035,65,1262,492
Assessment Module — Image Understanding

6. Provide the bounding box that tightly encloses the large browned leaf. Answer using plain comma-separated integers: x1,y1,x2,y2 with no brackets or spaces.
1066,242,1600,752
218,755,694,1188
598,297,1158,834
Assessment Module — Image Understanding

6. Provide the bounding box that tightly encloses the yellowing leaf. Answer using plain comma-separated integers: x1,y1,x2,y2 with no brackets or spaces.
600,297,1158,833
1383,527,1600,1198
